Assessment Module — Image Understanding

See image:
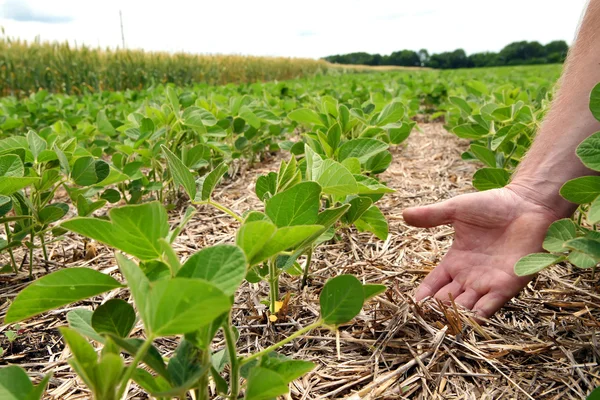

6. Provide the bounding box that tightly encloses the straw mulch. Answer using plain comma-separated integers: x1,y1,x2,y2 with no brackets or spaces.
1,123,599,399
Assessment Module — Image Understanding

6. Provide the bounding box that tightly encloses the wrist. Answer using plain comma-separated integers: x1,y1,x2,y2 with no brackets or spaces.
506,177,577,220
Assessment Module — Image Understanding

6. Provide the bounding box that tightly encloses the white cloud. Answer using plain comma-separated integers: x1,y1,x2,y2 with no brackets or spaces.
0,0,588,59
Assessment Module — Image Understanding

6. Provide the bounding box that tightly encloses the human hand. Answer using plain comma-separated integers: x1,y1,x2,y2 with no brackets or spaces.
403,186,560,318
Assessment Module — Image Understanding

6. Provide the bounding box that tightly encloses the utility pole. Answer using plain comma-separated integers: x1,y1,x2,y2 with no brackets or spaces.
119,10,125,49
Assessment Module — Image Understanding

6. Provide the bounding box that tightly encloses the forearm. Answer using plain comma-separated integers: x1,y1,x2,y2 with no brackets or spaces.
510,0,600,218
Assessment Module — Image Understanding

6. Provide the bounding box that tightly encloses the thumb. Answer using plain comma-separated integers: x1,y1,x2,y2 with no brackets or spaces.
403,199,456,228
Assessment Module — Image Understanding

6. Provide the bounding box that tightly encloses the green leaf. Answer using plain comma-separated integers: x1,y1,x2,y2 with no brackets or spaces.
59,327,98,388
376,101,405,126
343,197,373,224
255,172,277,201
589,196,600,224
167,205,196,244
198,162,228,201
132,369,172,395
245,367,290,400
27,130,47,162
0,366,34,400
560,176,600,204
453,123,488,139
167,339,204,389
320,275,365,325
62,202,169,261
0,195,13,217
288,108,323,126
363,284,386,300
265,182,321,227
472,168,510,191
587,386,600,400
568,251,597,269
38,203,69,224
5,268,123,323
96,110,117,136
251,225,324,266
312,160,358,196
388,122,414,145
576,131,600,171
91,299,136,338
354,205,388,240
564,237,600,260
177,245,247,296
26,372,51,400
147,278,231,336
543,219,577,253
514,253,563,276
338,139,388,163
71,157,109,186
355,175,394,194
67,309,105,343
0,154,24,177
365,151,392,174
262,358,315,383
341,157,361,174
166,86,179,111
162,146,197,200
94,353,124,399
469,144,496,168
0,177,40,195
236,220,277,265
110,336,169,380
116,253,151,327
182,106,217,128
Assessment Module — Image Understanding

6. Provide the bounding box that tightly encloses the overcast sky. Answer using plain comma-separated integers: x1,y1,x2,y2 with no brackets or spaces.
0,0,589,59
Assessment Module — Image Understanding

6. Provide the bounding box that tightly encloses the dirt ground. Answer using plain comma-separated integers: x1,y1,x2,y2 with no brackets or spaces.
1,123,599,399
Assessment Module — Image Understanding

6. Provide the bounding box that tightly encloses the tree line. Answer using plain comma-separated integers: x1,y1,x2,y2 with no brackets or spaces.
323,40,569,69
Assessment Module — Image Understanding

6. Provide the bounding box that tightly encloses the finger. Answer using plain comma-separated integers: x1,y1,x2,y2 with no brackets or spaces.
433,280,464,303
403,199,456,228
472,292,510,319
414,262,453,301
453,288,481,310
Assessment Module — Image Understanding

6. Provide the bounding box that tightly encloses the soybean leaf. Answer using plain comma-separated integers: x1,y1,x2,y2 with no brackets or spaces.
265,182,321,227
91,299,136,338
262,358,315,383
376,101,405,126
514,253,563,276
116,253,151,327
341,157,361,174
365,150,392,174
338,139,388,163
236,220,277,265
26,372,51,400
94,354,124,400
245,367,289,400
472,168,510,191
96,110,117,136
288,108,323,126
320,274,364,326
0,154,24,177
59,327,98,389
470,144,496,168
590,83,600,122
0,195,13,217
177,245,247,296
255,172,277,201
67,309,105,343
72,157,109,186
560,176,600,204
568,251,598,269
354,205,388,240
109,335,170,380
355,175,395,194
132,369,171,395
564,237,600,259
388,122,414,145
363,284,386,300
312,159,358,196
251,225,324,265
0,177,40,195
27,130,46,162
343,197,373,224
62,202,169,261
588,386,600,400
38,203,69,224
146,278,231,336
576,132,600,171
0,366,34,400
198,162,228,201
5,268,123,323
167,206,196,244
589,196,600,224
162,146,196,200
168,340,204,388
543,219,578,253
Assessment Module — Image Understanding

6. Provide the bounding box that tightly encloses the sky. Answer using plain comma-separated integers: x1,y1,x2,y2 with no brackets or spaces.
0,0,589,59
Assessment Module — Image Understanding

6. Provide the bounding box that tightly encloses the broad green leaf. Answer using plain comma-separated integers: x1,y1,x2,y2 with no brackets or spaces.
261,358,315,383
162,146,196,200
5,268,123,323
167,339,204,388
0,154,24,177
0,136,27,154
166,86,179,111
365,151,392,174
576,132,600,171
560,176,600,204
265,182,321,227
96,110,117,136
0,366,34,400
363,284,386,300
568,251,597,269
320,274,365,325
255,172,277,201
91,299,136,338
198,162,228,201
564,237,600,260
376,101,405,126
543,219,577,253
71,157,109,186
132,369,171,395
449,96,472,114
304,145,324,181
587,386,600,400
316,204,351,229
26,373,51,400
388,122,414,145
589,82,600,122
38,203,69,224
0,177,40,195
182,106,217,128
59,327,98,388
453,123,488,139
167,205,196,244
146,278,231,336
177,245,247,296
245,367,289,400
355,175,395,194
469,144,496,168
514,253,563,276
354,205,388,240
116,253,151,327
589,196,600,224
288,108,323,126
27,130,47,162
251,225,324,265
343,197,373,224
338,139,388,163
312,159,358,196
341,157,361,174
62,202,169,261
472,168,510,191
110,335,170,380
93,354,124,399
236,220,277,265
0,195,13,217
67,309,105,343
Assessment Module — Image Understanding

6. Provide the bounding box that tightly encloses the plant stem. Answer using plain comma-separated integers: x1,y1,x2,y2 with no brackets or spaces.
28,231,34,278
239,319,323,366
207,200,243,223
268,258,279,314
117,334,155,400
4,222,17,274
223,317,240,400
40,234,48,261
196,349,210,400
301,247,313,289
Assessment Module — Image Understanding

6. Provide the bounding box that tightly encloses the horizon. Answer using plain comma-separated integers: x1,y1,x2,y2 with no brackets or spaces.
0,0,589,60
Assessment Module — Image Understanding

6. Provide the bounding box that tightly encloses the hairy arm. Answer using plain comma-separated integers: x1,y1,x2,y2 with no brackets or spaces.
509,0,600,217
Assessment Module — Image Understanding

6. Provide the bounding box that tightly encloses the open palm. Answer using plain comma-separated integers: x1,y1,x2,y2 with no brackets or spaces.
403,187,559,318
